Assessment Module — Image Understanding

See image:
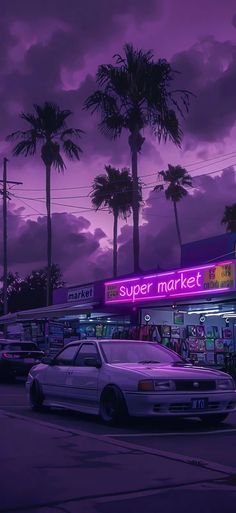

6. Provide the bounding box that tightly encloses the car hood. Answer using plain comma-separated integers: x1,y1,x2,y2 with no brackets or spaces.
110,362,230,380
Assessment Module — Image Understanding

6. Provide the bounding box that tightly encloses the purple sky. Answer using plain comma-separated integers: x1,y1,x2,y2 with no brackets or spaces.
1,0,236,285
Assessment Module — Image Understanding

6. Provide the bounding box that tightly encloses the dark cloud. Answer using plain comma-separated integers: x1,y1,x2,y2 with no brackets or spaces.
0,169,235,284
172,38,236,142
116,167,236,273
0,209,108,283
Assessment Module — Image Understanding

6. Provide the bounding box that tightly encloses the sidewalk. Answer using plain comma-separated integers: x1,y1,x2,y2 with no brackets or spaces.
0,411,235,513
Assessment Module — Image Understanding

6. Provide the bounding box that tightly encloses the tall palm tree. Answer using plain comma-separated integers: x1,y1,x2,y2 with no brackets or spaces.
84,43,191,272
91,165,142,277
7,102,83,305
222,204,236,232
154,164,192,247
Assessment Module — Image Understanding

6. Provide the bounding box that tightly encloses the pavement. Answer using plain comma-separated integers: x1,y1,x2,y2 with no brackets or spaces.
0,409,236,513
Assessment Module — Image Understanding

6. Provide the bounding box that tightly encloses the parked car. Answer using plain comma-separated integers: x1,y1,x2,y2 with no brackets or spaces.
0,340,45,380
26,339,236,425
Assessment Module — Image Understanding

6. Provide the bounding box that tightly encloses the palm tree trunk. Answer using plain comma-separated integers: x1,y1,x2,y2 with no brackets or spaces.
46,164,52,306
113,211,118,277
129,130,142,273
173,200,182,248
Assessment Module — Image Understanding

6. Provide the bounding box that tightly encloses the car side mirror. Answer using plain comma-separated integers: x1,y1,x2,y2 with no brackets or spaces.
42,356,53,365
84,357,102,368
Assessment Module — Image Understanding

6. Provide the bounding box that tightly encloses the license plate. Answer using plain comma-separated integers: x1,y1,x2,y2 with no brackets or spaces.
24,358,35,364
191,398,208,410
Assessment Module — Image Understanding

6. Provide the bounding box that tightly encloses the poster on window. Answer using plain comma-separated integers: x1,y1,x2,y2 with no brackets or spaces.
48,321,64,357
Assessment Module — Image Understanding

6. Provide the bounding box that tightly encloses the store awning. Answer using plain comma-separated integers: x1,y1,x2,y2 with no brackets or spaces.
0,301,98,324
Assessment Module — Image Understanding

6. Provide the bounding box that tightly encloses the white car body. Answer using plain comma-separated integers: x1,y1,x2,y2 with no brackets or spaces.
26,339,236,421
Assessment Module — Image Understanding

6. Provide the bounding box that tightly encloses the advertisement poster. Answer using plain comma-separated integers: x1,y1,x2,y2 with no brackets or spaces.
173,312,184,325
48,321,64,357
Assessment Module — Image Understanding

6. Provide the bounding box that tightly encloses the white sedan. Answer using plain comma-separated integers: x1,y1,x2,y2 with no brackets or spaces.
26,339,236,425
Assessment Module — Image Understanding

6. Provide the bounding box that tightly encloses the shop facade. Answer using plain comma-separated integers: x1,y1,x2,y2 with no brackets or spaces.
104,259,236,373
53,280,133,344
1,258,236,375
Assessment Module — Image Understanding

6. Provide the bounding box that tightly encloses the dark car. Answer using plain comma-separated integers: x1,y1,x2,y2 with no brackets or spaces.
0,339,45,380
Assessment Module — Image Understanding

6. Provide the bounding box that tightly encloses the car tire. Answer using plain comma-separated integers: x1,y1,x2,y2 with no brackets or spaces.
29,380,44,411
199,413,229,426
99,385,128,426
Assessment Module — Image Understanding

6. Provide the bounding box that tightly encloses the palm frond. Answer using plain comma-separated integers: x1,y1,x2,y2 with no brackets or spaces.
11,139,37,157
33,102,72,134
154,184,164,192
60,128,84,139
52,152,66,172
20,112,41,129
62,139,83,160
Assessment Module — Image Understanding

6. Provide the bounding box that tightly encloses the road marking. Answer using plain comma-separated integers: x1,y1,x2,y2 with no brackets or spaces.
101,428,236,437
1,408,236,477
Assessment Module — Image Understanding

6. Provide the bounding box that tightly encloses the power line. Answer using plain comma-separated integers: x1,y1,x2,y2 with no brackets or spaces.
10,193,110,212
11,194,45,215
10,150,236,192
9,163,236,212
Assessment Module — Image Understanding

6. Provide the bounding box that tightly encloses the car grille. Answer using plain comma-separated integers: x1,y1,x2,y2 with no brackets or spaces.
168,401,220,412
174,380,216,391
153,401,236,413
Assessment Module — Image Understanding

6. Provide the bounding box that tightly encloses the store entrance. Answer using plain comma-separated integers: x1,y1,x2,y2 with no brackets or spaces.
140,302,236,377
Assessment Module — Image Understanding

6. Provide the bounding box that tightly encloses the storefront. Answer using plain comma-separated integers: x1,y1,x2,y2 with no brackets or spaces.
104,260,236,373
0,279,134,352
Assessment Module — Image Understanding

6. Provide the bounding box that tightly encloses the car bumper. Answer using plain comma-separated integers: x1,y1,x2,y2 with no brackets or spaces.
0,361,40,378
124,390,236,417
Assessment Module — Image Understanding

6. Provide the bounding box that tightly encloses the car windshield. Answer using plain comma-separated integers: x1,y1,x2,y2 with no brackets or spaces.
100,341,183,364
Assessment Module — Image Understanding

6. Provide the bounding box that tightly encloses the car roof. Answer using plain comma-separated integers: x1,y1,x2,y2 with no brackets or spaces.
0,339,37,344
64,339,151,347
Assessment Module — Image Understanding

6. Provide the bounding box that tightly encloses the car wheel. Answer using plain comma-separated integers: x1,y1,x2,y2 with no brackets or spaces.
199,413,229,426
99,385,128,426
29,380,44,410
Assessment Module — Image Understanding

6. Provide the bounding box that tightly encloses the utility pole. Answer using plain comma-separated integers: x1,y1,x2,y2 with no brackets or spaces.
0,159,22,337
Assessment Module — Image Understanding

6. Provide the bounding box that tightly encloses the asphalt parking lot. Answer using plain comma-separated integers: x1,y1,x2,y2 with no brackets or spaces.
1,382,236,513
1,381,236,467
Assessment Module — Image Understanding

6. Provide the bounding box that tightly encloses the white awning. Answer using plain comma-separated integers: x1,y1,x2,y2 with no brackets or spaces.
0,302,98,324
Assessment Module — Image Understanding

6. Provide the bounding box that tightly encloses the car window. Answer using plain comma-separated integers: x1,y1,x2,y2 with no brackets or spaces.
1,343,38,351
54,345,79,366
100,341,183,364
74,343,99,367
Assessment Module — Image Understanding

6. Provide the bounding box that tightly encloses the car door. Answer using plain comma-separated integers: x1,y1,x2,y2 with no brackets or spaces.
42,344,80,403
67,342,101,412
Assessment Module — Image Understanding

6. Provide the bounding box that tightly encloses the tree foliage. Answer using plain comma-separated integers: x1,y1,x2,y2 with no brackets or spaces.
222,204,236,232
0,264,64,314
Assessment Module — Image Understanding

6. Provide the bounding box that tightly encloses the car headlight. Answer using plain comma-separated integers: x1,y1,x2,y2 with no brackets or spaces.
138,380,176,392
216,378,235,390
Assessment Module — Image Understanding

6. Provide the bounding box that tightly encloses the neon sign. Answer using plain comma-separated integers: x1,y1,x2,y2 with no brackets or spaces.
105,261,235,304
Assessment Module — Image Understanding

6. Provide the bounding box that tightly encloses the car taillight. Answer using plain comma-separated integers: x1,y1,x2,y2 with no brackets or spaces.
2,353,20,359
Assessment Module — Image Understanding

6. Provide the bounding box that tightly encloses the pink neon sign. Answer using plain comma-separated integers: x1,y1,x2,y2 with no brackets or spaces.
105,261,235,304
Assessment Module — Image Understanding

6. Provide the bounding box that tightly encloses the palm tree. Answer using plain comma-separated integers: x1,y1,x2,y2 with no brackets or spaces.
154,164,192,247
91,165,142,277
222,204,236,232
84,43,191,272
7,102,83,306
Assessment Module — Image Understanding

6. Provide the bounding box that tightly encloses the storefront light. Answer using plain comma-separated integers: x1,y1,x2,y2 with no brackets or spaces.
205,311,234,317
188,309,219,315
